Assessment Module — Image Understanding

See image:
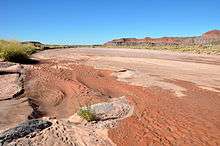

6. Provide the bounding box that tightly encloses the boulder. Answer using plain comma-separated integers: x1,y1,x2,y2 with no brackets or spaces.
0,119,52,145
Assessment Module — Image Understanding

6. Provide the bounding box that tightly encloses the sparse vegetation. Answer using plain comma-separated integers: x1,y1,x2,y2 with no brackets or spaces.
0,40,38,63
101,44,220,54
77,107,97,122
0,49,29,63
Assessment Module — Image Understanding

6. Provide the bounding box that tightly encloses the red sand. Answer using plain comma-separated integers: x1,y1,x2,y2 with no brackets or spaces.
22,59,220,146
1,47,220,146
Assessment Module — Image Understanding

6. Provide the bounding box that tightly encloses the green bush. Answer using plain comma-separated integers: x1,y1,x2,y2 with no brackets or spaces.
77,107,97,122
0,49,29,62
0,40,37,62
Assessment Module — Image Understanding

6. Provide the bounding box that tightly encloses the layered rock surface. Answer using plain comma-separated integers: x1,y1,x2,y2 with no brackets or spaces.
105,30,220,46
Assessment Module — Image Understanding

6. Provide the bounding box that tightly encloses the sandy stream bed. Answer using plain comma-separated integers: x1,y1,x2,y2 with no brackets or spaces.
0,48,220,146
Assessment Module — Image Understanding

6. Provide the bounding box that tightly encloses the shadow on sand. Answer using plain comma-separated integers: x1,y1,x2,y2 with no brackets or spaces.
13,58,40,64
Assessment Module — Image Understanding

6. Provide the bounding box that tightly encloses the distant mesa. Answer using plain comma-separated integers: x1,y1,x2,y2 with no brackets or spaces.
104,30,220,46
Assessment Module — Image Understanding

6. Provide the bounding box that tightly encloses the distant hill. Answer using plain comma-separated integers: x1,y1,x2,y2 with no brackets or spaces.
21,41,44,47
104,30,220,46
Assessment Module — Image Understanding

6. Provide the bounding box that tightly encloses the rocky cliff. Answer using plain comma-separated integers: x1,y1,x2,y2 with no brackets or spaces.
104,30,220,46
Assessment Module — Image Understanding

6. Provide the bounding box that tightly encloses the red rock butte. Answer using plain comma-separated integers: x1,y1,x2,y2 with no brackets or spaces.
104,30,220,46
202,30,220,39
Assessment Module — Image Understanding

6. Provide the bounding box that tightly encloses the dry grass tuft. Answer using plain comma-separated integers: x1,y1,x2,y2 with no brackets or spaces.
0,40,37,62
77,107,97,122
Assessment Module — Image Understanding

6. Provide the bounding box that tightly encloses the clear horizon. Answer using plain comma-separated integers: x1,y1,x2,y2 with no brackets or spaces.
1,0,220,45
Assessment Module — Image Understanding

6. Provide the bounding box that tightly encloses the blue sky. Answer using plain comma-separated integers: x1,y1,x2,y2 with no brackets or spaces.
1,0,220,44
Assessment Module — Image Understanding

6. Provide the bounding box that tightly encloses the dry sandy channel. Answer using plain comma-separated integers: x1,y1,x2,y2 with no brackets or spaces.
33,47,220,96
0,47,220,146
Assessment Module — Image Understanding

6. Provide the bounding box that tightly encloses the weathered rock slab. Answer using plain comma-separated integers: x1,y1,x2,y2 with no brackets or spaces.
0,119,52,146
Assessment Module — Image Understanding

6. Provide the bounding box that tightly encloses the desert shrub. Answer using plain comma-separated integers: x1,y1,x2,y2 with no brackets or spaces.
101,44,220,54
0,49,29,62
22,44,38,55
77,107,96,122
0,40,37,62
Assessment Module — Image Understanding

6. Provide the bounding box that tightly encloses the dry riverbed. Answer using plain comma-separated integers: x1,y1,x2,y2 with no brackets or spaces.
0,48,220,146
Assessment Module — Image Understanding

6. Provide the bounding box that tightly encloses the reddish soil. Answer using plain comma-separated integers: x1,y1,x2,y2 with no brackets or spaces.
22,59,220,146
108,80,220,146
1,48,219,145
24,60,115,119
